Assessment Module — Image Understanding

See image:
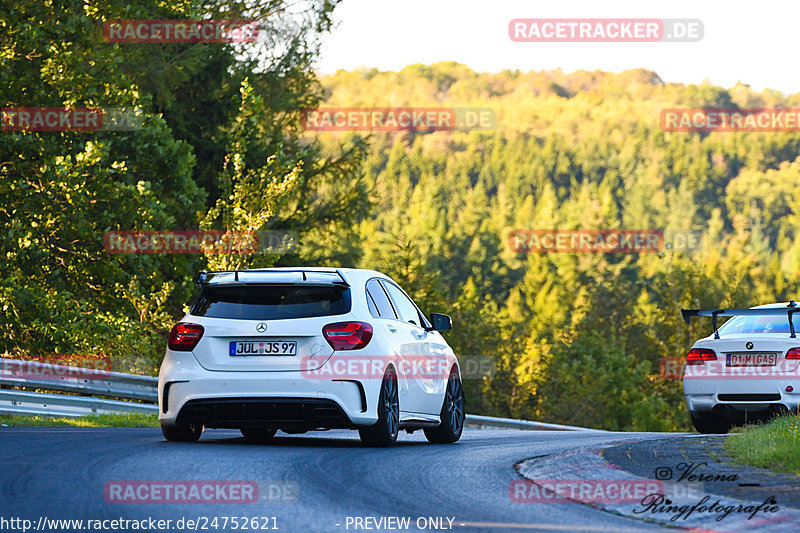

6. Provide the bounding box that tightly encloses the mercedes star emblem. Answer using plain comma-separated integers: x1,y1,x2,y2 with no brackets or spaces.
256,323,268,333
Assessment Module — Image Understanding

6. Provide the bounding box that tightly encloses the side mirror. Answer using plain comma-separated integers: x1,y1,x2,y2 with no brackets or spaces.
429,313,452,332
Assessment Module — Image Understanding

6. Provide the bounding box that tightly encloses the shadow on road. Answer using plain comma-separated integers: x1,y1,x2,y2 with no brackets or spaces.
187,432,429,449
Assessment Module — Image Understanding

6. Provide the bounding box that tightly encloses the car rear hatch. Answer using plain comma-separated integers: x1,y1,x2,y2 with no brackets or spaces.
186,271,351,372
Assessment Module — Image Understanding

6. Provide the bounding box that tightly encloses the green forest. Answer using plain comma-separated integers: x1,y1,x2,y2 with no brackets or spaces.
4,0,800,431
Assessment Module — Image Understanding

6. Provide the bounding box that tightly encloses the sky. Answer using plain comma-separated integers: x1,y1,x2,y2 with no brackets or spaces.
317,0,800,94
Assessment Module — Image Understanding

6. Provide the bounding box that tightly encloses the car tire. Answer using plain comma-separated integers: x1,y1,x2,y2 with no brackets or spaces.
240,428,277,443
424,370,465,444
359,367,399,447
691,412,731,434
161,423,203,442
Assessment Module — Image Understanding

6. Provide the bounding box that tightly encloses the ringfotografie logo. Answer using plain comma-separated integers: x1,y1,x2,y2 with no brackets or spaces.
633,494,779,522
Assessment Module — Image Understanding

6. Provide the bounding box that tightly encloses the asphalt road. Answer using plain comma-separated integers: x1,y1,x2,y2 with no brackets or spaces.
0,427,682,533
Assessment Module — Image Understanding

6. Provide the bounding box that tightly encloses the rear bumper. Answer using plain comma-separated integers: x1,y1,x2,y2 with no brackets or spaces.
175,397,353,430
158,350,380,429
684,376,800,413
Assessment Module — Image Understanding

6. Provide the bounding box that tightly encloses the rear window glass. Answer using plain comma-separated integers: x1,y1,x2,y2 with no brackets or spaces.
190,285,351,320
718,314,792,335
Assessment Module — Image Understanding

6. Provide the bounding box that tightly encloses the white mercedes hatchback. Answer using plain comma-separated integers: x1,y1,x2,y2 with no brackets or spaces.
682,302,800,433
158,267,464,446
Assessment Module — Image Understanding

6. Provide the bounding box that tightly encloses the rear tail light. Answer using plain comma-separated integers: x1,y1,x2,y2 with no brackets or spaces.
322,322,373,351
168,323,204,351
786,348,800,360
686,348,716,365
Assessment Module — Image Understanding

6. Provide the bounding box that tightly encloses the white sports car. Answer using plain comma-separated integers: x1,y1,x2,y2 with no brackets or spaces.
682,302,800,433
158,267,464,446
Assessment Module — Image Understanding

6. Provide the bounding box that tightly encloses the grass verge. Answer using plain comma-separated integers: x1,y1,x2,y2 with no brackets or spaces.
0,412,159,428
724,414,800,475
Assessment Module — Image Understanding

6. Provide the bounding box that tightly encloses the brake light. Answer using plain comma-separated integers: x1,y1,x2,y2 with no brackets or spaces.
786,348,800,360
686,348,716,365
168,323,204,351
322,322,373,351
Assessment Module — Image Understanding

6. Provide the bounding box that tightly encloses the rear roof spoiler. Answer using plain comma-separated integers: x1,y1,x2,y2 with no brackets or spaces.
681,301,799,339
195,269,350,288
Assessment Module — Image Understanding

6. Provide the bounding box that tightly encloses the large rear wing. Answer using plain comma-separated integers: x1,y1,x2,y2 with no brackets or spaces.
681,301,799,339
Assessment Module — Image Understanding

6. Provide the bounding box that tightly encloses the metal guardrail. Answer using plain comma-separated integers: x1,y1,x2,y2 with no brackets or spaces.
0,358,602,431
0,389,158,417
0,357,157,402
0,357,158,418
465,414,606,432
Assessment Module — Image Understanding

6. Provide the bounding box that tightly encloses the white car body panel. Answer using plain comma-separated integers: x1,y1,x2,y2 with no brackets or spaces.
684,303,800,416
158,267,459,433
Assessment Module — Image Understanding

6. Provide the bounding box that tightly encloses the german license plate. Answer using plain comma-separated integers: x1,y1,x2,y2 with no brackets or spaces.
726,352,777,367
230,340,297,356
